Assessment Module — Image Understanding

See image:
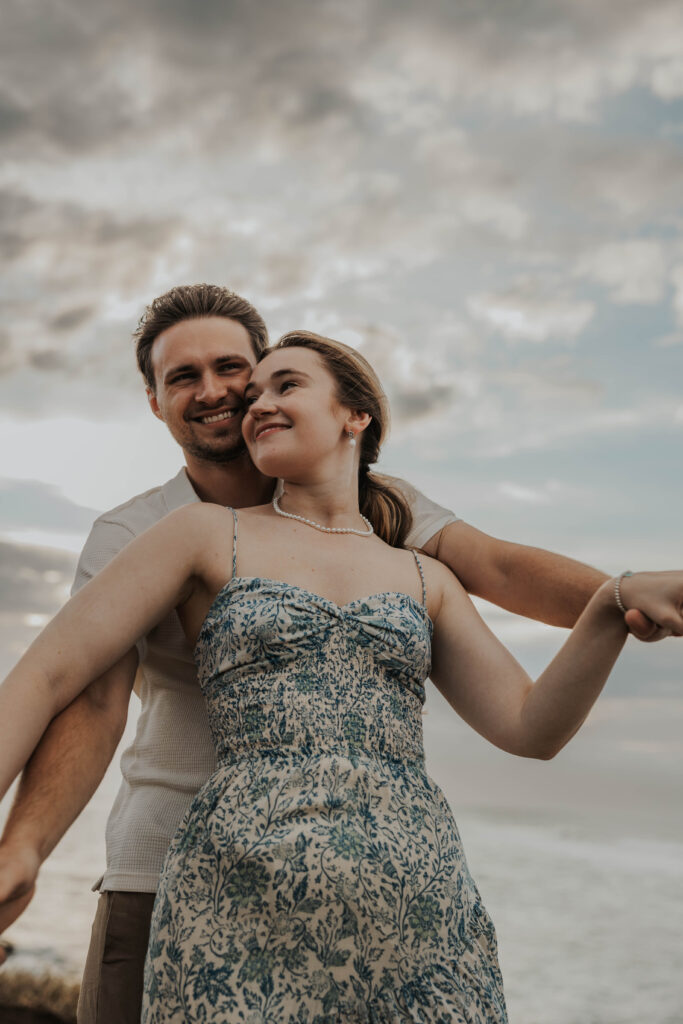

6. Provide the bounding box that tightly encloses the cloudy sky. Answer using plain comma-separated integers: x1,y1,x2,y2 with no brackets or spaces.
1,0,682,686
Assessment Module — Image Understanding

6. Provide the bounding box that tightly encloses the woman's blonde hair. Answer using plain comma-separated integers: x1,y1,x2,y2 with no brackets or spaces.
273,331,413,547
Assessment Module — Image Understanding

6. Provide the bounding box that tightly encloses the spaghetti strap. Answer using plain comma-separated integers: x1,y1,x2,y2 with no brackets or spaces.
229,507,238,579
411,549,427,608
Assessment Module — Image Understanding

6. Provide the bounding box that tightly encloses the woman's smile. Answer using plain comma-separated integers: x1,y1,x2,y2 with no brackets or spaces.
253,423,291,441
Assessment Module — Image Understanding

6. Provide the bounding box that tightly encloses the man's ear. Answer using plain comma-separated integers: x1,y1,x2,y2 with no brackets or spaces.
147,386,164,422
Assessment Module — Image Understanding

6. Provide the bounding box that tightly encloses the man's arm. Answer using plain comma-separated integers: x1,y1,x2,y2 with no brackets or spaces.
0,649,137,955
422,521,657,637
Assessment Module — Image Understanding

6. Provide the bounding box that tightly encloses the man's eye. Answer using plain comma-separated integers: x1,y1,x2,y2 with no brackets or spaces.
218,363,240,373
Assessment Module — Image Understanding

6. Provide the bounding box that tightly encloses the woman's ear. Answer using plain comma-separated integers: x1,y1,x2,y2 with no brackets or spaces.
345,411,372,437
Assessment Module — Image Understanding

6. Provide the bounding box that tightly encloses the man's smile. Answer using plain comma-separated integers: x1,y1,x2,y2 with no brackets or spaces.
193,409,241,424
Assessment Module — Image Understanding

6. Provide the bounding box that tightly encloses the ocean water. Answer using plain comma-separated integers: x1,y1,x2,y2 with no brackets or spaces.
2,694,682,1024
462,817,683,1024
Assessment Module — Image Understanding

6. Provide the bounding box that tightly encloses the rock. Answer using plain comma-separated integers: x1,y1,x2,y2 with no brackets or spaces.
1,1008,66,1024
0,969,79,1024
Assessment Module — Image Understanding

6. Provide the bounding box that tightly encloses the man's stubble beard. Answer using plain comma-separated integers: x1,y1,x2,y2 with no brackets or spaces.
183,434,249,464
164,407,250,465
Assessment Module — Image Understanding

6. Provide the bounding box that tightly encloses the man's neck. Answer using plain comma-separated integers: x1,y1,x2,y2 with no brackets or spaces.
184,451,275,508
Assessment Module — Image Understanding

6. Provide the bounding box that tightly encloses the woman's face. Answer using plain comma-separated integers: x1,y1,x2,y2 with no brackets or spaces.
242,347,352,480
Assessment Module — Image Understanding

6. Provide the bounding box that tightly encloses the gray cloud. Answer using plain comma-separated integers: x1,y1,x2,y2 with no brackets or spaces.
0,90,29,141
0,187,181,397
3,0,681,169
670,264,683,326
27,349,72,372
468,281,595,343
0,478,100,533
0,0,680,482
576,241,668,304
355,324,462,425
48,306,97,333
0,539,76,675
0,540,75,616
0,187,39,260
0,332,18,374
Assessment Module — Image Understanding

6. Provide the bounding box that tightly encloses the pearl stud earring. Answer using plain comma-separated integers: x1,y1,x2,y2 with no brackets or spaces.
348,431,356,447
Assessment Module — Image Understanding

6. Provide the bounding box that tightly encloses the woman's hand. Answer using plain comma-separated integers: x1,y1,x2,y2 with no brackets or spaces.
619,571,683,639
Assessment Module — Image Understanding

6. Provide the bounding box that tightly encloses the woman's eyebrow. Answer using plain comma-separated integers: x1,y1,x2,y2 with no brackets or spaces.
269,368,313,381
245,369,313,396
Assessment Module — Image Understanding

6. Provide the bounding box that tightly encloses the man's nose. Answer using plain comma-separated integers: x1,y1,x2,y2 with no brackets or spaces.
195,372,228,405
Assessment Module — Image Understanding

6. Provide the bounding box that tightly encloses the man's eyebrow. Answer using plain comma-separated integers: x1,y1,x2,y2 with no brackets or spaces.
164,354,249,380
164,362,197,381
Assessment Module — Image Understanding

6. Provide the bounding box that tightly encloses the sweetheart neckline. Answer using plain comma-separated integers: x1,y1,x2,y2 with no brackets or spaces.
194,575,433,655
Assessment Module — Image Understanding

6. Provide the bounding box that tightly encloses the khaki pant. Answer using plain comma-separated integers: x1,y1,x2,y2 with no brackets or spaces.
77,891,156,1024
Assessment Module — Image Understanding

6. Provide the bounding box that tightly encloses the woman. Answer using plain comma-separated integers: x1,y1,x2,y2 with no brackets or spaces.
1,332,681,1023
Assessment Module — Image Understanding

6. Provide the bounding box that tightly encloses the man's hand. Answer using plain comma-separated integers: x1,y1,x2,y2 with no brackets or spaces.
0,839,40,962
619,571,683,640
625,607,671,642
0,650,136,966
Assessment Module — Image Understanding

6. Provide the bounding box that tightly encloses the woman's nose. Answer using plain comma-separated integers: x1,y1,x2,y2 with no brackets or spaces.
249,391,277,415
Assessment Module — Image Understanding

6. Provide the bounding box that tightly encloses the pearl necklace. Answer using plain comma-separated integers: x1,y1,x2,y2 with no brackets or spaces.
272,493,374,536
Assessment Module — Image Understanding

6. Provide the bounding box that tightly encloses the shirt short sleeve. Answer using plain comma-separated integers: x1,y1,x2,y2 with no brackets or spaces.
72,518,149,661
386,476,459,549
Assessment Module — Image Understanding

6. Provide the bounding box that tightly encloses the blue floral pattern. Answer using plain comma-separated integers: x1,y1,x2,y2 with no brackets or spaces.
142,569,507,1023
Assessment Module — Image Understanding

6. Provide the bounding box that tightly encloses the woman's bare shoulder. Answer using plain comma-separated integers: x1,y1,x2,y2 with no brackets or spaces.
414,549,457,585
165,501,235,531
149,503,237,559
413,549,469,617
175,502,277,541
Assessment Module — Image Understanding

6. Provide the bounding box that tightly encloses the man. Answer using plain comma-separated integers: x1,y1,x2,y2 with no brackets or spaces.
0,283,656,1023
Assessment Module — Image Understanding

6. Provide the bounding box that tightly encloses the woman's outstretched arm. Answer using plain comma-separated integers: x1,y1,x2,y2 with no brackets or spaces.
0,650,137,948
429,565,682,760
0,503,216,802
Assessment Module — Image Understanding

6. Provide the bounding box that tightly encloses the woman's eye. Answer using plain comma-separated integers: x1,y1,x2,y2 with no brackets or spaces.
280,380,297,393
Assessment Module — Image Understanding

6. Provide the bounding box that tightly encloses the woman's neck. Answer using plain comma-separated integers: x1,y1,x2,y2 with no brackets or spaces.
276,477,362,530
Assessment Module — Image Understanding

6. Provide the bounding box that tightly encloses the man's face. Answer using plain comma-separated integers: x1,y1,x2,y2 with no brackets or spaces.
148,317,258,464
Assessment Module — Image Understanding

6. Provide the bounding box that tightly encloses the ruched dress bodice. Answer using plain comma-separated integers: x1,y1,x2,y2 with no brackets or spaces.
143,561,507,1024
196,578,431,767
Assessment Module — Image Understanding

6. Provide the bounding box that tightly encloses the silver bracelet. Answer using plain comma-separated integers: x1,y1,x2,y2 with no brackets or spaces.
614,571,633,613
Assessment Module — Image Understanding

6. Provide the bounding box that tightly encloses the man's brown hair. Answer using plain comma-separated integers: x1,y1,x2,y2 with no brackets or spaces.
134,284,269,390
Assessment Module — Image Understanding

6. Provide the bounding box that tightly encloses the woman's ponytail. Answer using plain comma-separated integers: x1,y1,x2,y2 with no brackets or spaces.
359,469,413,547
